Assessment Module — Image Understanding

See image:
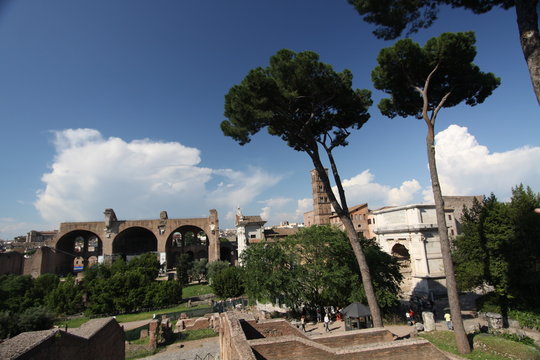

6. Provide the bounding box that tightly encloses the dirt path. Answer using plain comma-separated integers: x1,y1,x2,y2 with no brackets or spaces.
120,318,152,331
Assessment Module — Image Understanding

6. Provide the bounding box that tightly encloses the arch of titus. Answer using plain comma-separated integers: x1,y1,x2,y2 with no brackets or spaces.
40,208,220,275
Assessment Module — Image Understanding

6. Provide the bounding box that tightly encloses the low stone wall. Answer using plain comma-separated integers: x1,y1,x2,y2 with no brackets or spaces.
241,319,308,340
478,312,540,345
175,313,220,333
312,328,394,348
219,312,452,360
219,312,257,360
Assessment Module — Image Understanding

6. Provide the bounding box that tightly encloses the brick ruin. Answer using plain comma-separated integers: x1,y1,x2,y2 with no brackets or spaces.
219,312,452,360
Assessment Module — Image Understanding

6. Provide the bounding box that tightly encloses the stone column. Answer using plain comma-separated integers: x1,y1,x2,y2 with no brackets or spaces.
148,320,159,349
208,209,220,262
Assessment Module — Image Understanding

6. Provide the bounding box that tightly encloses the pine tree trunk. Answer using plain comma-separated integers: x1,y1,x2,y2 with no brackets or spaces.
310,151,383,328
426,126,471,354
340,212,383,327
515,0,540,105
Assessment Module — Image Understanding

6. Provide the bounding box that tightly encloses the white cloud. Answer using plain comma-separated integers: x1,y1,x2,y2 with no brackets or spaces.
0,219,54,240
340,170,422,208
34,129,281,228
426,125,540,200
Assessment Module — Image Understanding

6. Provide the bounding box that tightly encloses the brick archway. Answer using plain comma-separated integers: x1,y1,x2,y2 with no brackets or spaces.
55,230,103,275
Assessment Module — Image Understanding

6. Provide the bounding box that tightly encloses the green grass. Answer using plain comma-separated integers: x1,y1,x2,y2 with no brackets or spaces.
57,302,209,328
182,283,213,298
175,328,218,343
129,337,149,345
420,331,540,360
56,316,89,328
115,303,209,323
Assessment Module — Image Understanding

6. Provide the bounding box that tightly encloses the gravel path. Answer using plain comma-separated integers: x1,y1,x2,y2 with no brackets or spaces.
142,337,219,360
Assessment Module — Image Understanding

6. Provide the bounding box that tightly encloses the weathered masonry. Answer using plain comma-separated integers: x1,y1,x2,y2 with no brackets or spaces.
35,208,221,276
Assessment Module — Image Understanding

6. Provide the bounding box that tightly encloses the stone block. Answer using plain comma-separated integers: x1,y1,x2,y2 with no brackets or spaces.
422,311,436,332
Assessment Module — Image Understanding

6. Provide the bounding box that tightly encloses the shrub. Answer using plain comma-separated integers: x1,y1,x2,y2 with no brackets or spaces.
508,309,540,330
211,267,244,299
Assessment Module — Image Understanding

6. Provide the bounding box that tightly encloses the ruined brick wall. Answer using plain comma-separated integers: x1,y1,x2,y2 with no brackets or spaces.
83,319,125,360
13,332,86,360
313,329,393,348
0,252,24,275
219,313,257,360
23,247,66,278
242,319,307,340
251,338,450,360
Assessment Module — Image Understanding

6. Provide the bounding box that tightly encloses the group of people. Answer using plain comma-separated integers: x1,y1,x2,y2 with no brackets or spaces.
405,305,453,331
299,306,342,333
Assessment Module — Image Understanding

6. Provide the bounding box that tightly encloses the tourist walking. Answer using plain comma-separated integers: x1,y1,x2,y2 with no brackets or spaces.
316,308,322,323
444,312,453,330
324,313,330,332
300,315,306,332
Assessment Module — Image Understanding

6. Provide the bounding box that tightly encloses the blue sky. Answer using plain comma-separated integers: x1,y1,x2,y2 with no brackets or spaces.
0,1,538,240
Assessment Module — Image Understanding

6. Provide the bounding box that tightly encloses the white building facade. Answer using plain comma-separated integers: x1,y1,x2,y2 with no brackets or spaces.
235,208,266,263
372,204,458,298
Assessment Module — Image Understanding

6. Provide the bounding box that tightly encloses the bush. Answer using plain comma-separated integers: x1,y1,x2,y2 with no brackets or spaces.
211,267,244,299
508,309,540,330
206,260,230,284
476,293,502,313
0,307,56,339
19,306,56,332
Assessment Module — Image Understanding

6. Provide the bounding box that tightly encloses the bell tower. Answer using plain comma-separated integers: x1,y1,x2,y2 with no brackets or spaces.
311,169,332,225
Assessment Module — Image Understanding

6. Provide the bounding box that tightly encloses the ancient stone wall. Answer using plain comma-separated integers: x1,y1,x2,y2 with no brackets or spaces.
0,252,24,275
312,328,393,347
219,312,257,360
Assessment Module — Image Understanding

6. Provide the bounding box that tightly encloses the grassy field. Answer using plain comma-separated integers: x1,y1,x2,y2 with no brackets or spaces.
174,328,218,343
57,283,215,328
182,283,212,298
420,331,540,360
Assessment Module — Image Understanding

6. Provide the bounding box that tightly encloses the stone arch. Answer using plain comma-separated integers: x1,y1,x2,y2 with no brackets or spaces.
56,230,103,275
113,226,157,261
165,225,209,270
88,256,98,267
220,244,236,264
391,243,412,295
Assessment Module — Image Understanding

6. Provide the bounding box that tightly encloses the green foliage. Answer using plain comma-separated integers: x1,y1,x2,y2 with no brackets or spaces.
206,260,230,283
372,32,500,119
45,275,84,315
240,241,296,306
221,48,371,153
473,333,540,360
83,256,183,316
18,306,56,332
241,226,402,310
454,185,540,309
495,331,535,346
0,307,56,339
421,331,539,360
27,274,60,307
211,266,244,299
357,236,403,309
0,311,19,339
348,0,514,40
508,310,540,331
189,258,208,284
475,293,503,314
176,253,192,286
0,274,34,312
145,280,182,308
127,253,160,281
